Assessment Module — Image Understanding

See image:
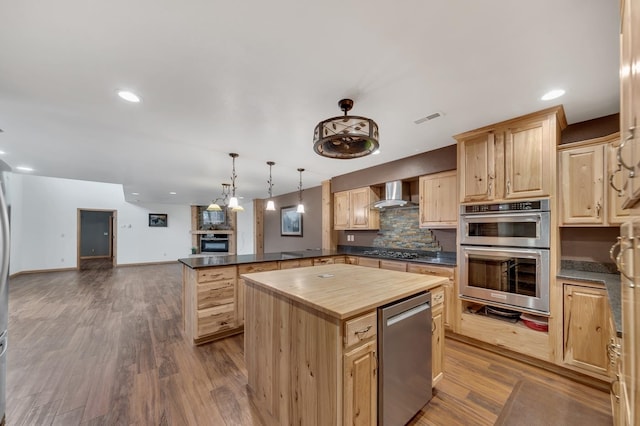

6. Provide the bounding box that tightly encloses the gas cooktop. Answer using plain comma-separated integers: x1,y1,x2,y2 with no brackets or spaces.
362,250,421,260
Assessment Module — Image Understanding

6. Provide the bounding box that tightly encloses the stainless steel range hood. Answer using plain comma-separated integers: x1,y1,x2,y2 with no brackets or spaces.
373,181,412,208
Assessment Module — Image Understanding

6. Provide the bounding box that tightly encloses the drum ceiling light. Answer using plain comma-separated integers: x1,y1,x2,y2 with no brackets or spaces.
313,99,379,159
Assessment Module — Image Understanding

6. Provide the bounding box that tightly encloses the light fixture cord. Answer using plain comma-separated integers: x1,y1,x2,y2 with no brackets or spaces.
267,164,274,198
298,169,304,203
230,156,237,197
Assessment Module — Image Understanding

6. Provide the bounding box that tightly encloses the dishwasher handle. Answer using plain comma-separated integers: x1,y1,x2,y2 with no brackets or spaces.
386,302,431,327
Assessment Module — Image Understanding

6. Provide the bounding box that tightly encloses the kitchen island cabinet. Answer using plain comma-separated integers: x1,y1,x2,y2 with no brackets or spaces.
242,264,447,425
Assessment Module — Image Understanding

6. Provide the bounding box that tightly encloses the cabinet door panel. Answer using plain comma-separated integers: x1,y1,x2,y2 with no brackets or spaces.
504,121,549,199
432,305,444,384
563,284,610,376
343,341,377,426
560,144,605,225
334,191,350,230
350,187,371,228
460,133,495,202
419,170,458,228
607,138,631,224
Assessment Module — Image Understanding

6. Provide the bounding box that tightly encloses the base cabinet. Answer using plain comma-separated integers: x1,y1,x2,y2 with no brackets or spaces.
343,340,377,426
431,291,445,385
407,264,457,332
562,280,611,379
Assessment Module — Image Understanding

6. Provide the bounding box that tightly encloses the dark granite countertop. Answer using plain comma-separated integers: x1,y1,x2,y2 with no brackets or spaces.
179,247,457,269
557,268,621,337
178,249,341,269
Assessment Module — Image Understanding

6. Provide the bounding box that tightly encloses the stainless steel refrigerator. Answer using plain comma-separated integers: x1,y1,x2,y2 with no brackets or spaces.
0,160,11,426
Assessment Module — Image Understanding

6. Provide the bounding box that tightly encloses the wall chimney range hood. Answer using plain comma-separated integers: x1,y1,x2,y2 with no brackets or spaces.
373,181,412,208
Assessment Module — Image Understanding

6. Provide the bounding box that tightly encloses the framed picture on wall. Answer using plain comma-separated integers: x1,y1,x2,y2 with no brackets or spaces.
149,213,168,227
280,206,303,237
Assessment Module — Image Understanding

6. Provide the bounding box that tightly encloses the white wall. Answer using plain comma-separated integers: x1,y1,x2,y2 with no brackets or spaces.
235,201,254,255
9,174,192,274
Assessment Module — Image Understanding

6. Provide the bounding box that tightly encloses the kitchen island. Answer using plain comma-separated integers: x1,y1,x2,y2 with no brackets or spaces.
241,264,447,425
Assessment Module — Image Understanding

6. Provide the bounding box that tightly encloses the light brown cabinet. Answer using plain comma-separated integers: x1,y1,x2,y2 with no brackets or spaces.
455,107,565,203
334,187,380,230
407,263,457,332
343,339,377,426
419,170,458,228
236,262,278,326
559,134,630,226
562,280,612,379
618,0,640,209
183,265,241,344
431,289,445,385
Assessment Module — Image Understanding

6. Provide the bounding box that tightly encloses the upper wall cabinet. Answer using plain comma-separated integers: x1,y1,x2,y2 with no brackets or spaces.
419,170,457,228
455,106,566,204
334,186,380,230
558,133,629,226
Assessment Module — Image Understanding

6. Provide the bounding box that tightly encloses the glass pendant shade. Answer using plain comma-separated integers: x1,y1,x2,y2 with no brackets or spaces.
296,203,305,214
228,196,239,209
296,167,305,214
207,202,222,211
266,200,275,211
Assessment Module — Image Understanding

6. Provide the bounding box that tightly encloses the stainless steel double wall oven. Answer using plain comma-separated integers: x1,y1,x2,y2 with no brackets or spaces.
459,199,551,314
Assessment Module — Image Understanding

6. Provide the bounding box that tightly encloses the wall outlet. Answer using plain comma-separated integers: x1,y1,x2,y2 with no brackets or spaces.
347,234,355,242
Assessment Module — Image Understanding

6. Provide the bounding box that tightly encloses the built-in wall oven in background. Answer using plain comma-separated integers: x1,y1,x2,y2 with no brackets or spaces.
459,199,551,314
200,234,229,253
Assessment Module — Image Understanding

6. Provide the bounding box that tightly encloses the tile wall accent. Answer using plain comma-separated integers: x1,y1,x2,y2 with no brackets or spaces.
373,206,440,251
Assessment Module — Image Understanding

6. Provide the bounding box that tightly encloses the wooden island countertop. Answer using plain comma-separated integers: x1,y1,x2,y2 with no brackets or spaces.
241,263,448,320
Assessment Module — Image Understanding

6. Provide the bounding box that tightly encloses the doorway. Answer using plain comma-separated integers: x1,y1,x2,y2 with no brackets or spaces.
77,209,117,270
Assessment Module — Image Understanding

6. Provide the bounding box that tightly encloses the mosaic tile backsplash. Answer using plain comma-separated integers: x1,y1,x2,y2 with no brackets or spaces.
373,206,440,251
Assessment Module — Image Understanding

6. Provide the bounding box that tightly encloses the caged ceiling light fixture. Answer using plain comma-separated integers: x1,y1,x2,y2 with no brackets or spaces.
296,168,305,214
313,98,379,159
265,161,276,211
228,153,244,212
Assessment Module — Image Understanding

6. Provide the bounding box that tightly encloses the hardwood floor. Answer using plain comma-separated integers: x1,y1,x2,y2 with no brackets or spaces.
7,264,612,425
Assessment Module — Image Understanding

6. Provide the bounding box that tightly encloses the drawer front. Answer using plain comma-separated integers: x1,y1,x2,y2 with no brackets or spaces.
238,262,278,274
407,264,454,279
431,289,445,307
197,304,236,337
357,257,380,268
197,280,234,310
313,257,335,265
344,311,377,348
332,256,346,264
379,260,407,272
197,266,236,283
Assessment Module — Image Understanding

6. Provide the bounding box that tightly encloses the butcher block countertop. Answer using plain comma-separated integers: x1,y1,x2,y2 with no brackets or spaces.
241,263,448,320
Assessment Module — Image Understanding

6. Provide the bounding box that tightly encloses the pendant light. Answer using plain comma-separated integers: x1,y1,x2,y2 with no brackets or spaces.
228,153,244,212
207,183,230,211
265,161,276,211
296,168,305,214
313,98,379,159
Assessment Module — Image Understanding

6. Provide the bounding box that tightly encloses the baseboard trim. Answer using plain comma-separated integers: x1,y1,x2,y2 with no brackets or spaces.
10,267,78,278
116,260,179,268
446,331,609,392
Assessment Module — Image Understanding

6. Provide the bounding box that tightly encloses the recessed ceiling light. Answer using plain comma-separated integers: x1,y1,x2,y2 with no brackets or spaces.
169,192,177,195
373,149,381,155
0,151,5,155
16,166,34,172
117,90,141,103
541,89,565,101
131,192,139,195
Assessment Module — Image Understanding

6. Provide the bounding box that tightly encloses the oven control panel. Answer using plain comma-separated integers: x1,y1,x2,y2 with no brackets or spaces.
462,199,549,214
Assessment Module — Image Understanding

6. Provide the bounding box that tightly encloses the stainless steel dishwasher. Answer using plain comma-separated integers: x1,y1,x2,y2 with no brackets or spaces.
378,292,432,426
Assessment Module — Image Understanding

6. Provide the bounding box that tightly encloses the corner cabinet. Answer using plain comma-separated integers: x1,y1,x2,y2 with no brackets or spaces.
419,170,458,228
334,186,381,230
561,279,612,380
455,106,566,203
558,133,630,226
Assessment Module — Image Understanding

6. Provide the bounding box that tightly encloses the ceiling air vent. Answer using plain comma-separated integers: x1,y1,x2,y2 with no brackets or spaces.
414,112,443,125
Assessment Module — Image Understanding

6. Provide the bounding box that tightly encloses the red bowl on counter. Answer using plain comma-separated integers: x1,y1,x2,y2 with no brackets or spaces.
520,313,549,332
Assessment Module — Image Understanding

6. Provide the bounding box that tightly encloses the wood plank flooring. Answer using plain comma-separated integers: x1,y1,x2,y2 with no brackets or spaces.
7,264,612,425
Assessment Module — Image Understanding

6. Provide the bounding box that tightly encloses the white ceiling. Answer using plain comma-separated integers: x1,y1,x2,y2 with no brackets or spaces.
0,0,620,206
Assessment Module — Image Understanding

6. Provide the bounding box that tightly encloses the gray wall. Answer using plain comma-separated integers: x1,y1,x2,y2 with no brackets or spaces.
80,210,112,257
264,186,322,252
